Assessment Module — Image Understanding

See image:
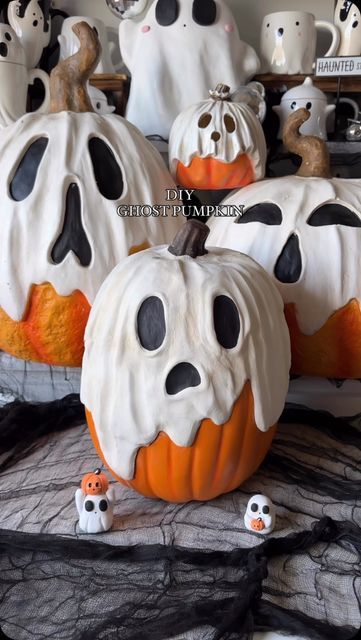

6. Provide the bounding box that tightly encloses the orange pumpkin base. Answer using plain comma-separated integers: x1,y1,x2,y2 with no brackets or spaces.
285,299,361,378
176,155,255,191
86,382,277,503
0,283,91,367
0,242,150,367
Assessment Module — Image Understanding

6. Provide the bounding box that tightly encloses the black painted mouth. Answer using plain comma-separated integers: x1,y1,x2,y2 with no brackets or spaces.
0,43,8,58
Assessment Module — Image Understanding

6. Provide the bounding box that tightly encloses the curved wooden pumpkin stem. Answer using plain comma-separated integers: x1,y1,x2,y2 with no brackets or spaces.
50,21,101,113
168,219,210,258
283,108,331,178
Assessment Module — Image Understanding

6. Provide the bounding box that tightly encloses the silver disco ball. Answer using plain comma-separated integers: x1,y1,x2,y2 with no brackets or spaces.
105,0,149,19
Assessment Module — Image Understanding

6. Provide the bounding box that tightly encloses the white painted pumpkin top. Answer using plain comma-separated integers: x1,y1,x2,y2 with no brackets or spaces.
208,175,361,335
81,245,291,480
120,0,260,139
0,111,181,321
169,98,267,180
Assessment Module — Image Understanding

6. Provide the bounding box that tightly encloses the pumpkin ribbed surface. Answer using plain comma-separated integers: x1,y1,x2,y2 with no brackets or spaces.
286,299,361,378
176,155,255,191
86,382,276,503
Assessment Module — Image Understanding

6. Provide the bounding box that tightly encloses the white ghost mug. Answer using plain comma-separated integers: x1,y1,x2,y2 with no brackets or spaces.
260,11,340,74
58,16,116,74
334,0,361,56
0,25,50,129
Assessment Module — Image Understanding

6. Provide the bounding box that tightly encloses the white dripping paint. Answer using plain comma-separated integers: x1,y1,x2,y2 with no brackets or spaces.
81,246,291,480
169,98,267,181
207,175,361,335
0,110,182,321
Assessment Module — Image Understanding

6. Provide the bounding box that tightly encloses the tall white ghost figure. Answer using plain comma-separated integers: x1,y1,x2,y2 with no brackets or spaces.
119,0,260,139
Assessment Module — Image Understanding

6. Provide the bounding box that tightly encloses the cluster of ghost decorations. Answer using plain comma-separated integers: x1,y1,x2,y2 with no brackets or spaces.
76,470,275,536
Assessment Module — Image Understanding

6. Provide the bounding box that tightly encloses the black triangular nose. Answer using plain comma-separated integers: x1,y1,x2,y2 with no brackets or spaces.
166,363,201,395
274,234,302,283
51,183,92,267
0,43,8,57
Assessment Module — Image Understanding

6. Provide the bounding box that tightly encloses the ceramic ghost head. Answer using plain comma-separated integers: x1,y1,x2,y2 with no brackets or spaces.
335,0,361,55
120,0,260,139
106,0,149,19
244,494,275,534
0,24,25,65
7,0,50,68
88,84,116,115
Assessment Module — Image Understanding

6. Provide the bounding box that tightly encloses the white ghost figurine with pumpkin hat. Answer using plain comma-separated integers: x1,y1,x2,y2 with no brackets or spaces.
119,0,260,139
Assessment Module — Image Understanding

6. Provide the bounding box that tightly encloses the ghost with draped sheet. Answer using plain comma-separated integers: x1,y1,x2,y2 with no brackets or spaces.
119,0,260,139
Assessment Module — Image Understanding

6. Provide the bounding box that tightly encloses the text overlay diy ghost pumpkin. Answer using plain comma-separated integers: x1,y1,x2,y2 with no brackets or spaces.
208,108,361,378
120,0,260,139
81,220,291,502
169,84,267,190
0,22,181,367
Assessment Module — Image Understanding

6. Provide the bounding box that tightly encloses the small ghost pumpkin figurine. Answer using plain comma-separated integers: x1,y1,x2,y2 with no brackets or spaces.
169,84,267,190
244,494,275,535
75,469,114,534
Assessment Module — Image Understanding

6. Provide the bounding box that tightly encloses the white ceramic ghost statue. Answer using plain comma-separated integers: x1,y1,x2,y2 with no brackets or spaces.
88,84,116,115
8,0,51,68
335,0,361,56
244,495,275,535
119,0,260,139
75,487,115,534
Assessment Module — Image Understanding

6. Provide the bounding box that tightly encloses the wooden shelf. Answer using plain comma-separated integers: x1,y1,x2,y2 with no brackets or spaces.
89,74,130,116
255,73,361,93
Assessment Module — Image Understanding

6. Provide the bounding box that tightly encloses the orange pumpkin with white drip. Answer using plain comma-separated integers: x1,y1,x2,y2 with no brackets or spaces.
169,84,267,191
0,22,180,367
81,220,291,502
208,108,361,378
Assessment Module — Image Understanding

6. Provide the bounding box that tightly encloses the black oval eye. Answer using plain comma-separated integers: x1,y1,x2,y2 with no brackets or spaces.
198,113,212,128
251,503,258,512
10,138,48,201
156,0,179,26
88,483,92,488
192,0,217,26
214,296,240,350
95,482,99,488
296,21,300,26
5,32,12,41
262,505,270,515
306,102,312,110
236,203,282,225
96,102,101,110
85,500,94,512
137,296,166,351
291,101,297,110
307,204,361,228
88,138,123,200
224,114,236,133
99,500,108,512
266,23,270,27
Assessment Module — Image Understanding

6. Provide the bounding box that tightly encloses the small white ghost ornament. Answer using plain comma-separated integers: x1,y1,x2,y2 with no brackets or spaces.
75,470,115,534
244,495,275,535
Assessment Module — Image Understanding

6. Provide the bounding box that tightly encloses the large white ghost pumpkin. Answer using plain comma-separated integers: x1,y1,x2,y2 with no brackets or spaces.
0,22,181,367
81,220,291,503
119,0,260,139
169,84,267,190
208,108,361,379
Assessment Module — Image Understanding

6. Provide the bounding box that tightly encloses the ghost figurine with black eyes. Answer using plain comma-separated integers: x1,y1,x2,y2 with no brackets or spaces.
335,0,361,56
119,0,260,139
244,495,275,535
7,0,51,69
75,469,114,534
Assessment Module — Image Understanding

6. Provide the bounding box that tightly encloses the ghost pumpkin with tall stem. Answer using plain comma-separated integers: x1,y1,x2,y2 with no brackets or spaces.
208,108,361,378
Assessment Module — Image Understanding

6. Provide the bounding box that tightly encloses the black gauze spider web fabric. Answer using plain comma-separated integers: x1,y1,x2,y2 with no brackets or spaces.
0,518,360,640
0,399,360,639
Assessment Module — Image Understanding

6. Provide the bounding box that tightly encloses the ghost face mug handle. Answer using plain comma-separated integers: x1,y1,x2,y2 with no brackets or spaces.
28,68,50,114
